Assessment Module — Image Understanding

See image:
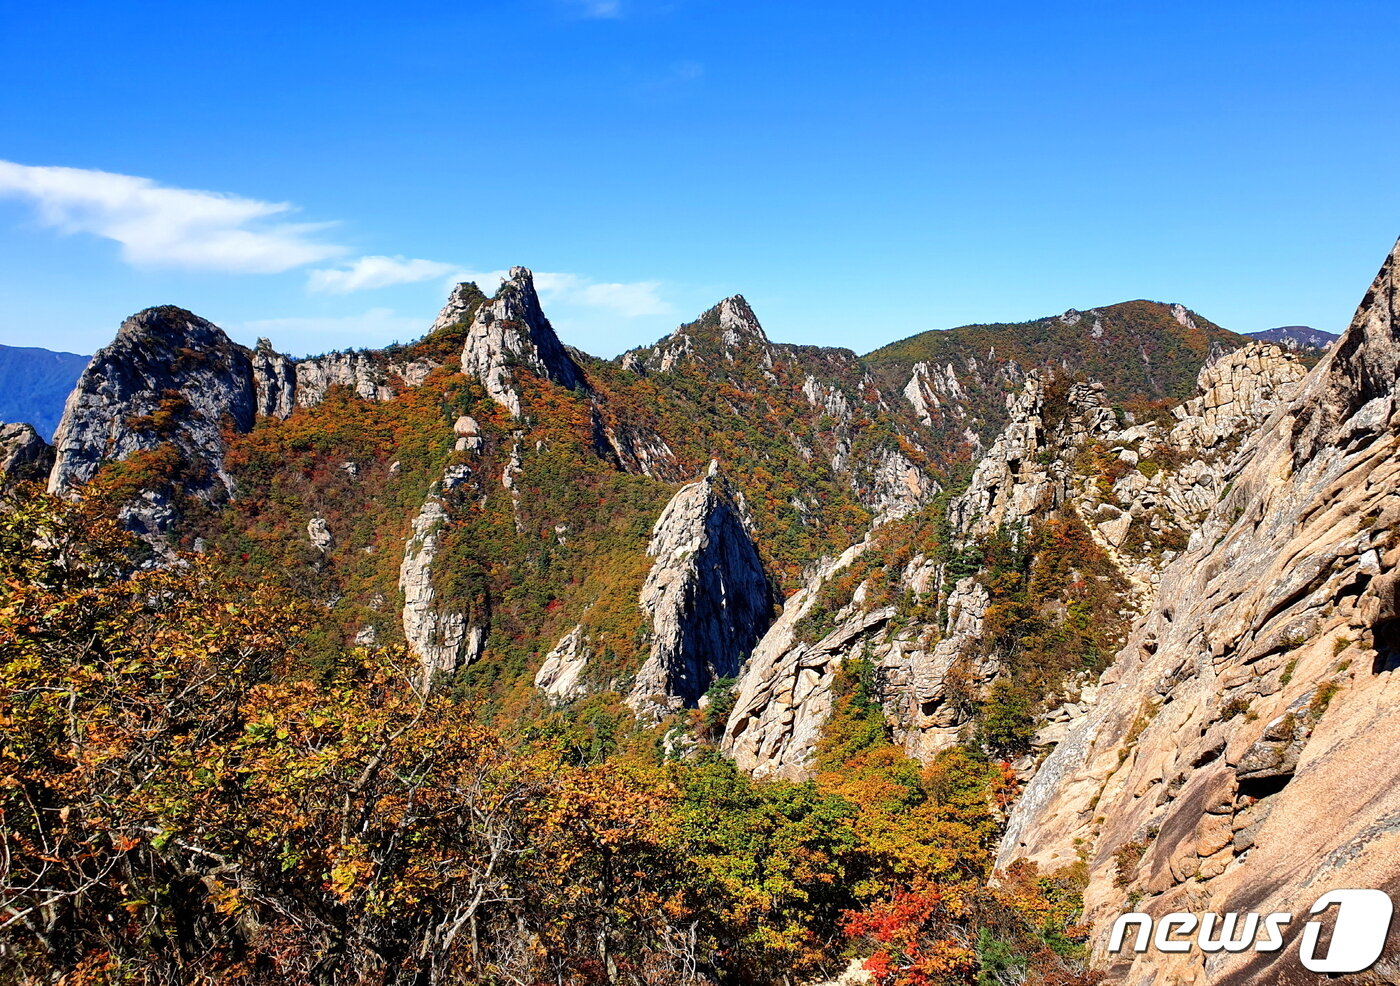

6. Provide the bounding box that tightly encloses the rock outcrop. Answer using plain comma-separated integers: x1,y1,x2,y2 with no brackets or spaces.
398,497,481,685
48,306,257,496
251,338,297,419
997,239,1400,986
723,540,874,778
430,281,488,336
629,464,775,717
633,296,772,374
460,267,585,417
534,625,593,704
0,422,54,486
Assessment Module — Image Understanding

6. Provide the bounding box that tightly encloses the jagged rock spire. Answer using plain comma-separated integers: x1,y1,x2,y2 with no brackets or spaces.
628,465,774,718
1293,236,1400,461
460,267,585,417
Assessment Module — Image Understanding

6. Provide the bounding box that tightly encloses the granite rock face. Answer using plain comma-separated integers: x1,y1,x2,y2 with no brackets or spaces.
48,306,257,497
0,422,54,486
398,497,481,686
460,267,585,417
534,625,593,704
629,464,776,717
251,338,297,419
997,238,1400,986
722,539,875,778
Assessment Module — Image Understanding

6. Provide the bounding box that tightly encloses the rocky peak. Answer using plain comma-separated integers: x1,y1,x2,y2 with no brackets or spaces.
460,267,585,417
49,306,256,496
1292,237,1400,462
0,422,54,487
679,294,768,344
429,281,488,336
1168,341,1305,449
710,295,768,350
629,464,775,717
638,295,774,373
948,371,1116,539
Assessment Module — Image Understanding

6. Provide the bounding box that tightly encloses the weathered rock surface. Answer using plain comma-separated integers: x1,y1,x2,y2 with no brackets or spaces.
430,281,487,336
251,338,297,419
723,539,874,778
460,266,585,417
294,351,396,407
307,516,334,551
534,625,592,704
629,463,775,717
48,306,257,496
0,422,54,486
997,238,1400,986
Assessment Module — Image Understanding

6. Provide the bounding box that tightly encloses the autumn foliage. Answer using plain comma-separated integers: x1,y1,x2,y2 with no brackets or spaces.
0,488,1096,985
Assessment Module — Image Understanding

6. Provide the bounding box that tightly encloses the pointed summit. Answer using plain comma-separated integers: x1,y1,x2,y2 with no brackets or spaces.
687,294,769,352
629,464,774,717
49,306,256,495
629,293,772,373
459,267,585,417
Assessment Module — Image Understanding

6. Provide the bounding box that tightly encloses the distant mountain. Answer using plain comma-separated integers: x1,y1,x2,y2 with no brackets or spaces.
1246,324,1339,353
862,299,1248,450
0,343,89,439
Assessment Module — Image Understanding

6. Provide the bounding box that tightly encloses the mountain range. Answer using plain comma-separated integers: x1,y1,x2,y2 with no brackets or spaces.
1,246,1392,986
0,342,89,439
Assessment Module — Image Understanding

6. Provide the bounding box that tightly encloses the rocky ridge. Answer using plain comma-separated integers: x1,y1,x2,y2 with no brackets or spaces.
724,338,1309,781
459,267,585,418
49,306,258,497
997,238,1400,986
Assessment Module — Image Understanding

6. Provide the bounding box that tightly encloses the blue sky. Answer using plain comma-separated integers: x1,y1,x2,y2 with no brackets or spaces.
1,0,1397,358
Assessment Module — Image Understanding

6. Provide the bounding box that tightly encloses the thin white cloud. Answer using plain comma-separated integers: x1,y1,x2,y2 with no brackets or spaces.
0,160,344,273
234,308,427,353
567,0,623,18
308,255,459,293
536,272,673,317
0,159,674,333
451,269,672,318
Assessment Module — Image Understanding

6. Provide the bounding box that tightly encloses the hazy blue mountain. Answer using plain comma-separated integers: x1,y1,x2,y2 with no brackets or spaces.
0,344,90,439
1246,324,1339,353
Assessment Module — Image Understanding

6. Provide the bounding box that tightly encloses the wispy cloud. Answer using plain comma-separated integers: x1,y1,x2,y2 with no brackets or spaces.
538,272,673,317
234,308,428,353
0,159,674,329
564,0,623,18
0,160,344,273
308,255,459,293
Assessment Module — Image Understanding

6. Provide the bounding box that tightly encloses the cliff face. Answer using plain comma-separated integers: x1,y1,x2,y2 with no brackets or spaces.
997,239,1400,986
628,464,776,717
48,306,257,497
